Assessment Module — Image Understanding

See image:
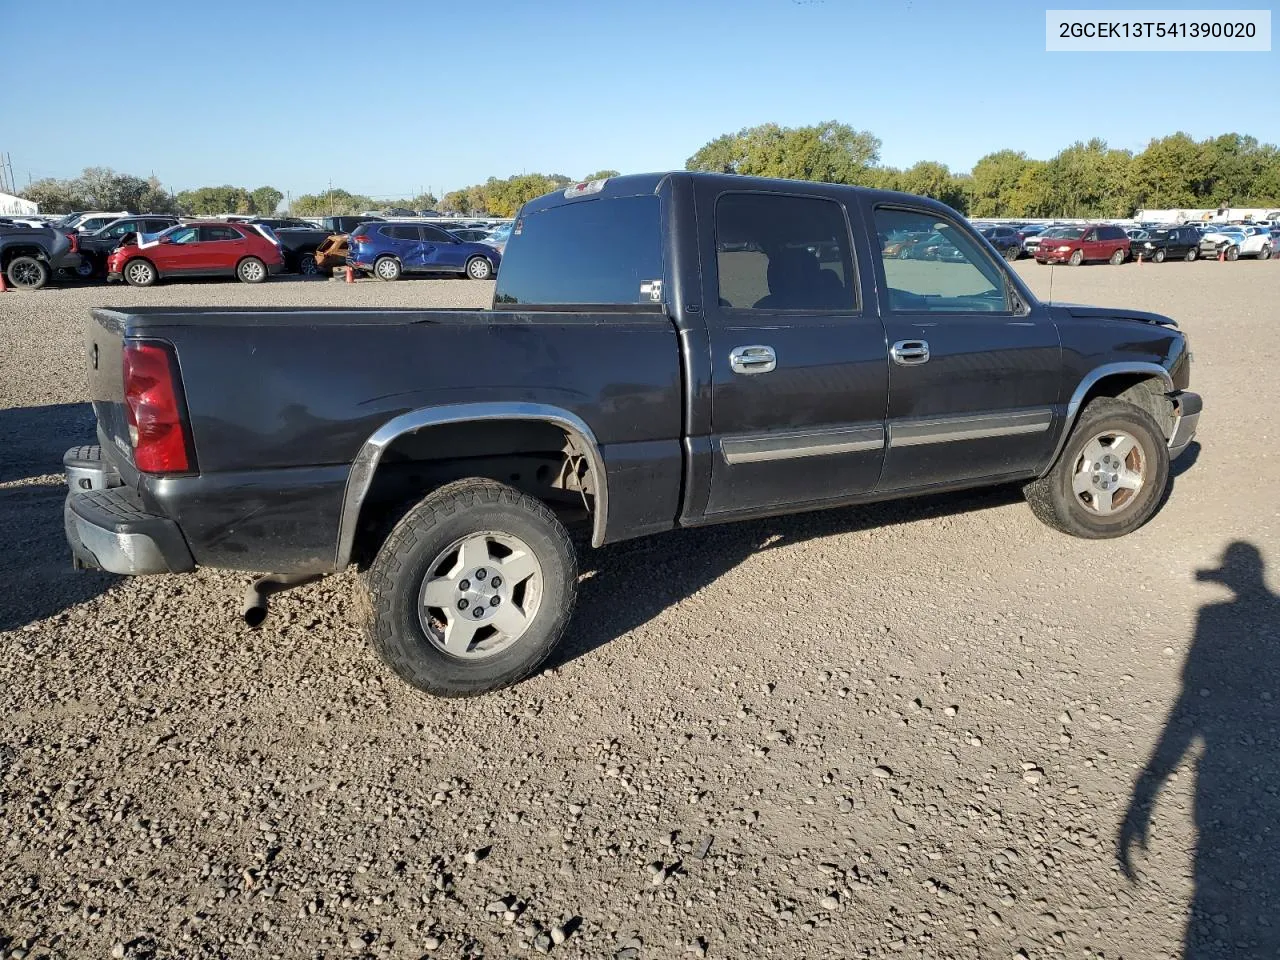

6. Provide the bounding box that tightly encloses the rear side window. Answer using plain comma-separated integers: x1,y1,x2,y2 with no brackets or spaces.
382,225,418,241
201,226,242,242
715,193,855,311
1099,226,1125,241
495,195,662,306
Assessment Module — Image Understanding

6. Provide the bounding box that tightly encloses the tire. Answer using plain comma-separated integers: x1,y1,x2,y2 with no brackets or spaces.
1260,245,1272,261
465,256,493,280
1152,249,1165,264
1109,249,1125,265
1002,245,1019,262
6,256,49,290
297,253,319,276
237,257,268,283
122,258,157,287
374,256,401,281
75,256,98,279
1226,245,1239,262
1023,397,1170,539
1068,250,1084,266
1185,247,1198,262
361,478,578,697
897,247,912,260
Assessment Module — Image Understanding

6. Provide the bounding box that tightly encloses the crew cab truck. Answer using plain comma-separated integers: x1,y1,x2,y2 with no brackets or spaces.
63,173,1201,697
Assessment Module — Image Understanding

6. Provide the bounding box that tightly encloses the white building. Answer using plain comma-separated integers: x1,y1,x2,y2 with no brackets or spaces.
0,191,38,215
1136,206,1280,224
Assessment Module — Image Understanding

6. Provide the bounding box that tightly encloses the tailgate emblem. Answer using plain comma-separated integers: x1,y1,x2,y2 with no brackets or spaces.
91,343,99,369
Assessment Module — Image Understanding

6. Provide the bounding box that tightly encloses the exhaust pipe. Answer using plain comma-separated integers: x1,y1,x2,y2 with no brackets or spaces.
241,573,323,628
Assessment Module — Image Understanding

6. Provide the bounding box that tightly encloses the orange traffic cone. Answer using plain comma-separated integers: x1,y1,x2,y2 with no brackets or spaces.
345,266,354,284
1218,248,1225,262
1137,253,1143,264
0,268,7,293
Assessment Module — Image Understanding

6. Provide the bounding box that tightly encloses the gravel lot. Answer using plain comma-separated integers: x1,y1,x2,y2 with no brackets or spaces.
2,263,1278,960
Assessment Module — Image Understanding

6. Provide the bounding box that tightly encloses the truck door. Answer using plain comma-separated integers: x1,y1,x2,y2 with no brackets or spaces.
863,203,1061,490
696,185,889,516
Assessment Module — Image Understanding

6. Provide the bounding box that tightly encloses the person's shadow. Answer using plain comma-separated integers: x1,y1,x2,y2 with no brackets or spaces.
1119,541,1280,958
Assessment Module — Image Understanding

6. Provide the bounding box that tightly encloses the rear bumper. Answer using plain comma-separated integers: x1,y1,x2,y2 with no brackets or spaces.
62,445,194,575
1168,391,1201,460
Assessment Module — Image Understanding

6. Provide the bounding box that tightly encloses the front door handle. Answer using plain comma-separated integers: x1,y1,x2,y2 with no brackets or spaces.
890,339,930,365
729,344,777,375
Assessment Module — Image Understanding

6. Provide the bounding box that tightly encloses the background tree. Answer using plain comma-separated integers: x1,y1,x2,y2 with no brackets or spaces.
686,121,880,184
250,186,284,215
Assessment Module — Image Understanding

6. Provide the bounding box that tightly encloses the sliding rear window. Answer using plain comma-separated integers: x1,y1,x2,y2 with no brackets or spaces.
494,195,663,307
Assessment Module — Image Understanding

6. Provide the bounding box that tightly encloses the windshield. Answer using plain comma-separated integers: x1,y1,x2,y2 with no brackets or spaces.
1151,230,1171,240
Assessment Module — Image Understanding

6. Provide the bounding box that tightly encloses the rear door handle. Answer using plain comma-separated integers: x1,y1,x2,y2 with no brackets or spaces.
890,340,930,365
729,345,777,374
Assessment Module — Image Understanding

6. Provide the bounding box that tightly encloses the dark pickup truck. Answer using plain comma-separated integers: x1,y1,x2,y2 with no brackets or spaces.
63,172,1201,696
2,223,82,289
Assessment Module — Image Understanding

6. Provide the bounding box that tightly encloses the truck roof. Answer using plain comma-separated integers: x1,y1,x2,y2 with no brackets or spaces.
517,171,963,218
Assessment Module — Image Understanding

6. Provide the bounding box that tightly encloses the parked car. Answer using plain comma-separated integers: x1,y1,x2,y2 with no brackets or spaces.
107,221,284,286
69,211,131,233
1231,226,1273,259
248,217,317,231
482,223,512,254
76,216,182,277
977,225,1023,261
1,223,82,289
1198,227,1248,260
1131,226,1202,263
1034,224,1129,265
1125,228,1149,241
265,226,333,275
446,228,494,243
320,215,383,234
60,172,1200,697
1023,225,1076,256
313,233,350,273
348,221,501,281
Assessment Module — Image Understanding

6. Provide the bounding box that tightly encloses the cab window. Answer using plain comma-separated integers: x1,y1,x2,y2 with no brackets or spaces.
872,207,1011,313
714,193,856,311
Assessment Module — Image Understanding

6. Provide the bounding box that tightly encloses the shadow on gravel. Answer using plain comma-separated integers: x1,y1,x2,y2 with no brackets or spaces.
0,402,96,483
554,484,1024,669
0,402,115,631
1120,540,1280,959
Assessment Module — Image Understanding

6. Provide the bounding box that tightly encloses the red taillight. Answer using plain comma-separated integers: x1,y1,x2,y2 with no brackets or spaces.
122,341,194,474
66,232,79,253
352,234,370,244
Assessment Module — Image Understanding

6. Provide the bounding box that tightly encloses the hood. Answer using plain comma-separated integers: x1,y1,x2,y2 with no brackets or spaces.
1053,303,1178,328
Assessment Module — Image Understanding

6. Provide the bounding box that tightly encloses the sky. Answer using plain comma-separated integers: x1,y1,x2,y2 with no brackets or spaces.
2,0,1276,200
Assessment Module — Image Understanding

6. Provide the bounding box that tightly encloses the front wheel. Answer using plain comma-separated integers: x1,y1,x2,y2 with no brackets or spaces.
6,256,50,290
1109,249,1125,266
1152,249,1166,264
123,258,157,287
466,256,493,280
1023,398,1169,539
1003,245,1019,262
1226,245,1239,261
361,479,578,697
1068,250,1084,266
237,257,268,283
374,256,401,281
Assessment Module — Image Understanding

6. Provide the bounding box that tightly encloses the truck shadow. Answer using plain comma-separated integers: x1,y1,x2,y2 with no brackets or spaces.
0,402,115,632
555,485,1023,669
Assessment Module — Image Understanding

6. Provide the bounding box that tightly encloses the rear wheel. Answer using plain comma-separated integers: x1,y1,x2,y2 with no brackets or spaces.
237,257,268,283
1259,245,1272,261
1109,249,1125,265
6,256,49,290
374,256,401,281
1185,247,1197,262
297,252,319,276
361,478,577,697
75,256,98,279
465,256,493,280
1068,250,1084,266
1023,397,1169,539
1152,249,1166,263
1002,245,1019,262
123,258,157,287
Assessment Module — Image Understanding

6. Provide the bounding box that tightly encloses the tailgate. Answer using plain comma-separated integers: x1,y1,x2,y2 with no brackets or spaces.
85,309,133,465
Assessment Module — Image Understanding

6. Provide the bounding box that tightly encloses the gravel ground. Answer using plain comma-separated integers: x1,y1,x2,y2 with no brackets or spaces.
1,263,1278,960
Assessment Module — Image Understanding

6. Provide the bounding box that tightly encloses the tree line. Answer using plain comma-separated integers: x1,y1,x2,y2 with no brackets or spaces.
20,129,1280,222
685,123,1280,217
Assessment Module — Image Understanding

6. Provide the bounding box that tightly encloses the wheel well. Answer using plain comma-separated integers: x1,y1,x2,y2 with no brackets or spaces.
2,245,46,268
350,419,599,568
1080,374,1175,438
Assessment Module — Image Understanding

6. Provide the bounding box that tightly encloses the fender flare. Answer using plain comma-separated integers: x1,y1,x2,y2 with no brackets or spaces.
1043,361,1175,470
335,402,609,568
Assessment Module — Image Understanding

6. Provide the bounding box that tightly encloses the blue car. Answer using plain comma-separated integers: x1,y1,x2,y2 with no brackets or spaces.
348,221,501,281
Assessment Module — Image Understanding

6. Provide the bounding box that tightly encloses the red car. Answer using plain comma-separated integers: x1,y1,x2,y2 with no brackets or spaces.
1034,224,1130,266
108,221,285,286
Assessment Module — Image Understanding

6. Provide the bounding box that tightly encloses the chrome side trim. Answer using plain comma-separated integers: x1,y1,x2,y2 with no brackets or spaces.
720,424,884,465
1045,362,1175,468
335,402,609,567
889,409,1053,448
